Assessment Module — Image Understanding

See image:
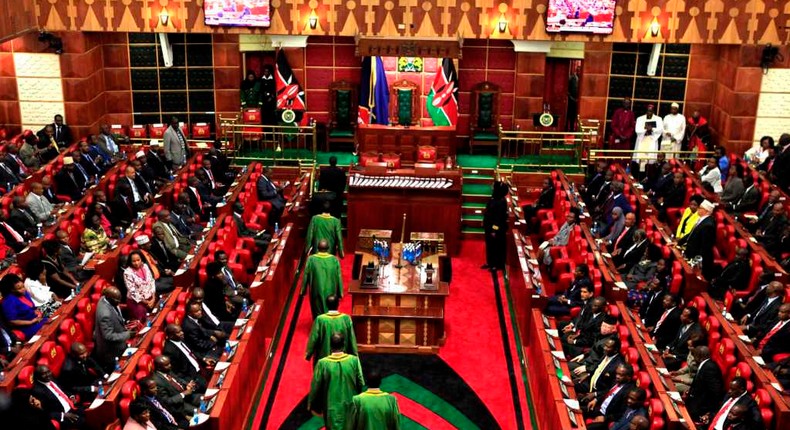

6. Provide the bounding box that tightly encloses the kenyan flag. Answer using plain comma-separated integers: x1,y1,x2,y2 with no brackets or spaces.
426,58,458,127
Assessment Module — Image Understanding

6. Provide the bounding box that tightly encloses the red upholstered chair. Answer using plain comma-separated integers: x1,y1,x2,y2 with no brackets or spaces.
192,122,211,139
358,152,380,167
136,354,154,381
129,125,147,139
151,332,166,357
727,362,753,389
165,310,181,326
57,318,85,352
647,398,665,430
38,341,66,377
149,123,167,139
17,365,35,388
754,388,774,429
119,380,140,422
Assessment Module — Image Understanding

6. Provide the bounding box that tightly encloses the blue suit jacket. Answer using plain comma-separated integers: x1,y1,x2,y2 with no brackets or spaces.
610,406,647,430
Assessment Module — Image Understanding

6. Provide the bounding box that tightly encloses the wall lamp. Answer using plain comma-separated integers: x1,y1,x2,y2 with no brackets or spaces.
649,17,660,37
160,9,170,26
309,10,318,29
498,15,508,33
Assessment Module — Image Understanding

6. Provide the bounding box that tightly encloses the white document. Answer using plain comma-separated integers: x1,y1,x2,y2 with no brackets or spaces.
551,350,565,360
563,399,581,411
80,252,95,266
214,361,231,371
546,329,559,338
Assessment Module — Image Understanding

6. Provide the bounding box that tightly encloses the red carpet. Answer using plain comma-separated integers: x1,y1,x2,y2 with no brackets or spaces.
255,240,531,430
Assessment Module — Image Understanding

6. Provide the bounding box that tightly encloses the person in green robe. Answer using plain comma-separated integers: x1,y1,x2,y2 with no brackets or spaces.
241,71,263,109
306,295,357,366
305,201,344,257
345,370,400,430
302,239,344,319
308,333,365,430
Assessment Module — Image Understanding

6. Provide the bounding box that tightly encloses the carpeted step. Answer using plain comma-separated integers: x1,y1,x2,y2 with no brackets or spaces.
462,183,493,196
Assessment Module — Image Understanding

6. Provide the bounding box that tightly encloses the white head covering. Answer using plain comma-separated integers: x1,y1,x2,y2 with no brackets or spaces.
135,150,146,159
700,200,715,212
134,235,150,245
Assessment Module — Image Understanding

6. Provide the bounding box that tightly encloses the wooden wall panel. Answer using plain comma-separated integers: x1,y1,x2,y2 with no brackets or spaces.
32,0,790,45
0,0,37,43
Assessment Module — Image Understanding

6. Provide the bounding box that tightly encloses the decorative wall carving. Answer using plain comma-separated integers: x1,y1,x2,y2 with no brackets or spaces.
31,0,790,45
754,68,790,146
14,53,64,130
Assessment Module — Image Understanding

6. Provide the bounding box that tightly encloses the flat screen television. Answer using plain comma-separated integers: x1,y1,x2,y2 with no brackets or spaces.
204,0,271,28
546,0,616,34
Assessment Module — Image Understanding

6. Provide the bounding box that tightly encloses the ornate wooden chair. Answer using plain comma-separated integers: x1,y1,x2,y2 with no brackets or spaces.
327,80,357,151
389,79,420,127
469,81,501,153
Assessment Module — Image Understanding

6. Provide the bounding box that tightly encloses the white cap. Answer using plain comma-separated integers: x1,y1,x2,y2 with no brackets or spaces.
134,234,150,245
671,102,680,109
149,139,161,147
700,200,716,212
63,156,74,165
135,150,146,159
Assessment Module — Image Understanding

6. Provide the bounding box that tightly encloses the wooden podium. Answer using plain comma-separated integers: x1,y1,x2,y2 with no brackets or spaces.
349,235,449,354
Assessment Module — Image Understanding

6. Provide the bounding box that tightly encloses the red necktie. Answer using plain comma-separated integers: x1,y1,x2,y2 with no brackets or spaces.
614,227,629,249
193,188,202,208
759,321,786,349
163,372,184,391
768,159,774,172
14,156,27,176
605,384,621,400
709,397,736,430
655,309,671,330
48,381,75,409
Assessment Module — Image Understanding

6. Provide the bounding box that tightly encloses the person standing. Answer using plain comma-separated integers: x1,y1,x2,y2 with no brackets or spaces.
305,201,344,257
633,104,664,172
308,332,364,430
345,370,401,430
163,117,188,171
567,66,580,132
318,156,346,218
678,199,716,279
608,98,636,152
260,65,277,126
662,103,686,157
482,181,508,271
305,295,357,367
240,71,262,109
94,287,133,370
301,240,343,319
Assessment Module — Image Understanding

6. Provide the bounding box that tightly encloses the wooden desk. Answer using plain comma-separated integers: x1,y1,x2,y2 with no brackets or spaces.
357,124,456,162
349,243,449,353
346,168,462,255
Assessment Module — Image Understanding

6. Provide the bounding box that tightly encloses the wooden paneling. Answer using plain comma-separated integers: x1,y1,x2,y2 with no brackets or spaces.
33,0,790,45
0,0,37,43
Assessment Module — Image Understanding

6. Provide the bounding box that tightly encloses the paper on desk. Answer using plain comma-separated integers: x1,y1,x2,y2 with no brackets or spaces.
644,343,658,352
80,252,94,266
255,304,261,312
234,319,248,327
738,335,751,343
546,329,559,338
250,281,263,288
602,253,612,258
754,356,766,366
190,413,210,426
122,347,138,357
772,382,783,391
108,372,122,383
528,259,539,266
216,202,226,208
563,399,581,411
551,350,566,360
256,265,269,273
656,367,669,375
667,391,683,403
138,326,151,336
27,335,41,344
214,361,231,372
175,268,187,276
88,398,105,410
204,388,219,398
561,375,573,384
614,281,627,290
525,243,533,250
50,314,59,321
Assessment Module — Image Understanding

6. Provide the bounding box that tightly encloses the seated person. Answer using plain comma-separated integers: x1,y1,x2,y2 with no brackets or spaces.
182,301,226,360
190,287,234,334
661,307,703,371
123,400,156,430
122,250,157,323
109,181,136,231
754,202,787,256
676,194,704,240
151,356,201,421
739,281,784,339
150,226,182,273
699,156,723,194
655,172,687,221
729,271,774,321
0,210,29,252
24,260,61,318
745,190,781,233
215,250,250,301
123,165,153,211
753,303,790,363
587,375,645,430
162,324,211,389
667,331,708,393
0,274,46,339
255,166,285,226
138,377,188,430
728,174,760,215
575,337,623,401
613,229,648,274
232,201,270,254
26,182,54,223
538,208,580,266
599,206,624,244
568,315,619,379
624,258,666,291
562,297,607,356
202,261,241,322
648,294,682,349
134,234,176,294
59,342,107,404
0,387,57,429
152,209,191,260
522,177,555,232
54,157,87,202
637,278,668,325
56,229,92,281
647,162,674,202
86,201,114,238
199,158,228,195
171,201,202,238
81,213,111,254
41,239,79,299
709,247,751,301
599,388,647,430
720,164,745,206
702,377,762,429
9,195,39,240
545,264,593,316
31,365,85,429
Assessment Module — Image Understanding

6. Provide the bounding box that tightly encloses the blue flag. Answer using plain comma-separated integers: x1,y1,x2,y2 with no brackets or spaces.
358,56,389,125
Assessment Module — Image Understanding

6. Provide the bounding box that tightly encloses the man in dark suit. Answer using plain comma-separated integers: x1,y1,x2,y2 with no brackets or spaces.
202,261,241,322
740,281,784,339
162,324,211,388
318,156,347,218
32,365,85,429
3,143,29,180
150,226,182,271
609,212,636,257
79,139,108,176
231,201,270,253
35,124,61,163
584,363,636,424
661,306,702,371
649,294,682,350
590,169,614,213
182,302,225,360
51,114,73,146
109,181,136,231
199,158,227,195
614,229,648,274
185,176,212,220
729,175,760,215
770,133,790,191
54,157,87,202
146,143,171,180
729,272,774,321
755,303,790,363
56,230,91,281
607,388,649,430
679,199,716,279
207,139,233,181
576,337,624,402
256,166,286,226
0,149,22,189
0,210,28,252
93,287,133,370
639,279,667,327
171,202,202,237
58,342,106,404
747,190,781,234
684,346,726,424
722,404,758,430
569,314,618,378
648,163,674,201
9,196,39,240
563,297,607,356
545,264,593,316
152,355,202,417
41,174,59,204
705,377,764,430
709,247,752,300
754,202,787,255
601,181,633,227
583,161,607,205
139,376,187,430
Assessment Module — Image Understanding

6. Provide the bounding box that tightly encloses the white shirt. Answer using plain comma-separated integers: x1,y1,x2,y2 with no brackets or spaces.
169,339,201,372
712,392,747,430
635,114,664,141
663,113,686,143
45,381,72,412
24,278,53,307
127,177,142,202
202,302,220,326
699,165,723,193
103,133,118,154
599,383,625,414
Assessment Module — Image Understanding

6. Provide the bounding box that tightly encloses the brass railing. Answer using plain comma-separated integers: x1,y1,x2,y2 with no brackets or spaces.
495,119,600,170
219,118,318,163
587,149,715,164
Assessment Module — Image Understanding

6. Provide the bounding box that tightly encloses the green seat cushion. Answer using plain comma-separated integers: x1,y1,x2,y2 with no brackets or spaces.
329,128,354,138
477,92,494,129
473,131,499,141
397,89,413,126
335,89,352,126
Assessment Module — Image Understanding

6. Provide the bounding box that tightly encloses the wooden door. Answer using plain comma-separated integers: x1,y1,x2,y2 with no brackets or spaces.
543,58,583,131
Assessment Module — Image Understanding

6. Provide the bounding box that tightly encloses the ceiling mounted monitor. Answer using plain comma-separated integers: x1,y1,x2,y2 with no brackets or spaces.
204,0,271,28
546,0,615,35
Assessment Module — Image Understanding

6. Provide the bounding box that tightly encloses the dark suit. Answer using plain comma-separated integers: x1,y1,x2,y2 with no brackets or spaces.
592,381,636,422
182,315,220,359
58,355,105,401
564,311,606,356
577,354,624,396
640,289,667,327
616,240,648,274
203,277,237,322
162,340,206,390
652,172,674,199
149,239,180,272
651,306,682,350
759,320,790,361
609,407,648,430
185,186,208,219
54,169,86,201
151,371,200,417
757,214,787,255
318,165,346,217
78,153,101,178
9,207,38,239
662,183,687,209
0,159,21,186
611,226,635,257
109,195,135,229
731,185,761,214
663,322,702,370
745,297,782,338
681,215,716,279
686,359,725,421
710,395,764,430
710,259,751,300
146,150,170,179
591,181,612,212
31,380,85,428
51,123,73,146
603,194,633,226
42,187,58,204
255,175,285,224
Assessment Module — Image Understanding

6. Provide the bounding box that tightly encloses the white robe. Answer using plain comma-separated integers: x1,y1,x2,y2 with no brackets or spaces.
633,114,664,169
662,113,686,157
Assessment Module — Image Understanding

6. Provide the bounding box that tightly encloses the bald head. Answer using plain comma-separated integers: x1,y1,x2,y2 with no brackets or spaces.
70,342,88,360
103,286,122,305
317,239,329,252
768,281,785,297
628,415,649,430
154,355,171,370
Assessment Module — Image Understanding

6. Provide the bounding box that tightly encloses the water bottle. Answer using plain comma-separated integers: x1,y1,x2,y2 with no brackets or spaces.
209,214,215,227
36,224,43,238
224,343,232,355
192,408,199,425
75,283,82,294
242,298,248,313
114,357,121,372
0,371,5,382
625,164,631,175
119,229,125,239
274,223,280,236
98,384,105,397
199,398,207,413
146,318,153,328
